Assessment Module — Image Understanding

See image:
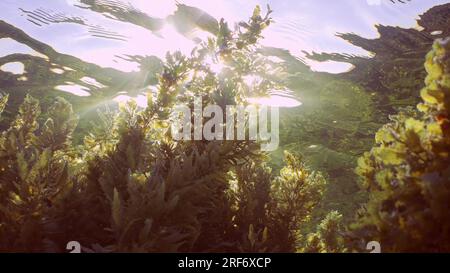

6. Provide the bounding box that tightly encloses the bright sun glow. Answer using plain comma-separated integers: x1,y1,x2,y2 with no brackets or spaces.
113,94,148,108
0,62,25,75
309,60,355,74
242,75,302,108
80,76,107,89
75,22,197,73
247,95,302,108
204,56,226,74
55,84,91,97
243,75,263,86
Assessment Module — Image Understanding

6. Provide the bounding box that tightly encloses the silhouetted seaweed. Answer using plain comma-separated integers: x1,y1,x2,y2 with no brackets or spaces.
19,7,128,41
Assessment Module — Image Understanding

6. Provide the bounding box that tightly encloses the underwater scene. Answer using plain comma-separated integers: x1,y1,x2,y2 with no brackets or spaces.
0,0,449,253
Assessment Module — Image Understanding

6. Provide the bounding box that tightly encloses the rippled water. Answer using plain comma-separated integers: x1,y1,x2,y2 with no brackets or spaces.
0,0,449,106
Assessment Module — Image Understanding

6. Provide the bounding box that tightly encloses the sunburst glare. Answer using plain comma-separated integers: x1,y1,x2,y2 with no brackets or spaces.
247,95,302,108
113,94,148,108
